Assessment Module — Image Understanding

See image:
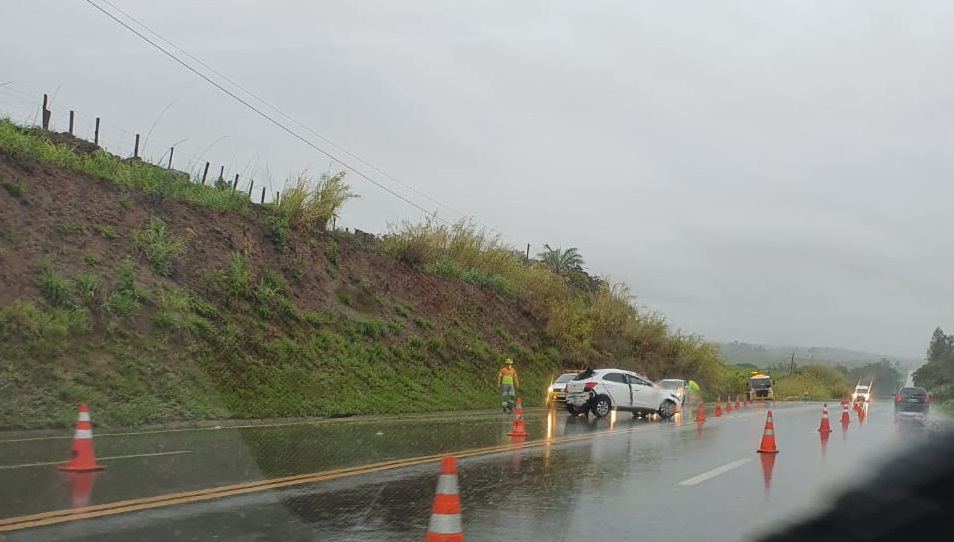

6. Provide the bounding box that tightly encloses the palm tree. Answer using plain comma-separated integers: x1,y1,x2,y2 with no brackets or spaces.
537,244,585,276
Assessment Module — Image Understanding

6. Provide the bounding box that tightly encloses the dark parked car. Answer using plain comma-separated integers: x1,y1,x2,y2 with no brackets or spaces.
894,386,930,415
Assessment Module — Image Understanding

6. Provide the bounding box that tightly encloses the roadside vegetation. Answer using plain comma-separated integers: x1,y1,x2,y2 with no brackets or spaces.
914,328,954,414
0,117,857,429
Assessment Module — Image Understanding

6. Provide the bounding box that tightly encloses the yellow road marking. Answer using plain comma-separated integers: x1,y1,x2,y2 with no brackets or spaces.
0,423,646,533
0,450,191,470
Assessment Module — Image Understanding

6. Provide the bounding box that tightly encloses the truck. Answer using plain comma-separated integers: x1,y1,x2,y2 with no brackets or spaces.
748,371,774,401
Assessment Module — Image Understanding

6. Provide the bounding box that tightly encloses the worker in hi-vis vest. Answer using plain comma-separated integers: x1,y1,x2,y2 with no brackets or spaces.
497,358,519,413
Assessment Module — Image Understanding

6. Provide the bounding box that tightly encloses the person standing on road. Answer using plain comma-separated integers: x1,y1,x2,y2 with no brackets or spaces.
497,358,519,413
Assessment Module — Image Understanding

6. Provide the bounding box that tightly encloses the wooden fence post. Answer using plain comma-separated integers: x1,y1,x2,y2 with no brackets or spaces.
133,134,140,159
168,147,174,169
94,118,100,146
68,111,74,135
260,186,266,204
41,94,50,130
218,166,225,182
232,174,239,192
201,162,210,184
247,179,254,197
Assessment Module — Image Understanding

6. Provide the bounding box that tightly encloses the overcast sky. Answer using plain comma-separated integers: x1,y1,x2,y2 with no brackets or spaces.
2,0,952,358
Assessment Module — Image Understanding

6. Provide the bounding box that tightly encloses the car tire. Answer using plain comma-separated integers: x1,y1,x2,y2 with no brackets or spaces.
590,395,612,418
658,399,677,419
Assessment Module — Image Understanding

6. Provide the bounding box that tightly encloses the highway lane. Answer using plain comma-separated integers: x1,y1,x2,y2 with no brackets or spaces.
1,401,940,541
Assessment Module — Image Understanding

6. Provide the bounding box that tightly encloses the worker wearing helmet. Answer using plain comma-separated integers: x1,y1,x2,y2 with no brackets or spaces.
497,358,519,413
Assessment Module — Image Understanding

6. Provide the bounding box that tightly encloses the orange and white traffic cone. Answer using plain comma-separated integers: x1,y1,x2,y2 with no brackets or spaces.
58,404,105,472
714,395,723,417
756,410,779,454
818,403,832,433
426,456,463,542
725,397,732,413
694,401,706,423
506,398,527,437
840,402,851,425
735,395,741,410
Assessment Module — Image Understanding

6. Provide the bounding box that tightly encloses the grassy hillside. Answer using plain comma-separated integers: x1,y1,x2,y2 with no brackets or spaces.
0,117,739,430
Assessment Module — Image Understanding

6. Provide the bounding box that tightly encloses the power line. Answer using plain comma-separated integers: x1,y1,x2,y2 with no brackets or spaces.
97,0,472,223
85,0,454,226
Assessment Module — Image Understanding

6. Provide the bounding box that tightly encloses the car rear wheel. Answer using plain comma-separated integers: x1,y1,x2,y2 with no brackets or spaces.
590,395,612,418
658,399,676,419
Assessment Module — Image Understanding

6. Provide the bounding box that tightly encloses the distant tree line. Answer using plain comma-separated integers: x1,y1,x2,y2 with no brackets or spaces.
913,327,954,406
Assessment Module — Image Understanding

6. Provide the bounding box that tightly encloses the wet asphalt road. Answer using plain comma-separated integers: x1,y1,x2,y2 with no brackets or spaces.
0,402,944,542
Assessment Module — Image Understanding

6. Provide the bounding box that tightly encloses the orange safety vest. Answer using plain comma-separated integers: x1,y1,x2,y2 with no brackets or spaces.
498,366,518,387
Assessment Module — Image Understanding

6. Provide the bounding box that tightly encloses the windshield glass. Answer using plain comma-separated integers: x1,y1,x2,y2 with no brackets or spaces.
2,4,951,542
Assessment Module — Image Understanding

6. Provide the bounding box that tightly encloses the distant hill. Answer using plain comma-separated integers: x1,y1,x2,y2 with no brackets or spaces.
717,341,923,370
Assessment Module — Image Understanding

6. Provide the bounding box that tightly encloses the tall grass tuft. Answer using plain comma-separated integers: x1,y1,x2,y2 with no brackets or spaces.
133,217,186,277
272,171,359,233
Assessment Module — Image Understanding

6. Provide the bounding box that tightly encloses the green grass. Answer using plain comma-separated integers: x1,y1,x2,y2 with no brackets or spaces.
57,220,86,234
82,251,102,266
93,224,117,239
0,118,249,213
2,180,23,196
132,217,186,277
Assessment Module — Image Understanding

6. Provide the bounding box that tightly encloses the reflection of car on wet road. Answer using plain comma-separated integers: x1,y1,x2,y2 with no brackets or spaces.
658,379,688,406
546,371,581,406
894,386,930,416
565,368,681,419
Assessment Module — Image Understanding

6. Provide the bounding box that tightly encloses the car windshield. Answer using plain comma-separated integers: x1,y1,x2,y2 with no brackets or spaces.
4,4,952,542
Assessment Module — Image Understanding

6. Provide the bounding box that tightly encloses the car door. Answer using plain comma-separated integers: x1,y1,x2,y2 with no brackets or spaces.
627,374,659,410
602,372,633,409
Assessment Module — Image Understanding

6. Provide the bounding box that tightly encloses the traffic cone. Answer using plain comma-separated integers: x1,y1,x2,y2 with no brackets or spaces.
817,403,832,433
734,395,741,410
756,410,779,454
725,397,732,413
426,456,463,542
694,401,706,423
714,395,723,417
58,404,105,472
840,402,850,425
506,398,527,437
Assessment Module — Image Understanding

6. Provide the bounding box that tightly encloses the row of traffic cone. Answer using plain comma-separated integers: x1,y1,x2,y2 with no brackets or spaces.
696,393,759,421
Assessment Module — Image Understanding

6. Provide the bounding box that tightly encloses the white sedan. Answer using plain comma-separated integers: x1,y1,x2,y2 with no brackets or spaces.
565,368,682,419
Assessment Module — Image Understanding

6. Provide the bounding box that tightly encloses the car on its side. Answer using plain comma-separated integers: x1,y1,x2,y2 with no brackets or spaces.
852,379,873,406
894,386,930,416
546,371,581,406
658,378,689,407
565,368,682,419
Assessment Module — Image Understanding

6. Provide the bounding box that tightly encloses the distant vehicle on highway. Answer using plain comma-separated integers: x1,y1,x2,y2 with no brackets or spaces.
748,371,774,401
546,370,581,406
894,386,930,416
565,368,681,420
852,379,874,406
657,378,689,406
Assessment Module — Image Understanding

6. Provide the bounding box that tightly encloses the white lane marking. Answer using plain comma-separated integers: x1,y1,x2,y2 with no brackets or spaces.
678,457,752,486
0,450,191,470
